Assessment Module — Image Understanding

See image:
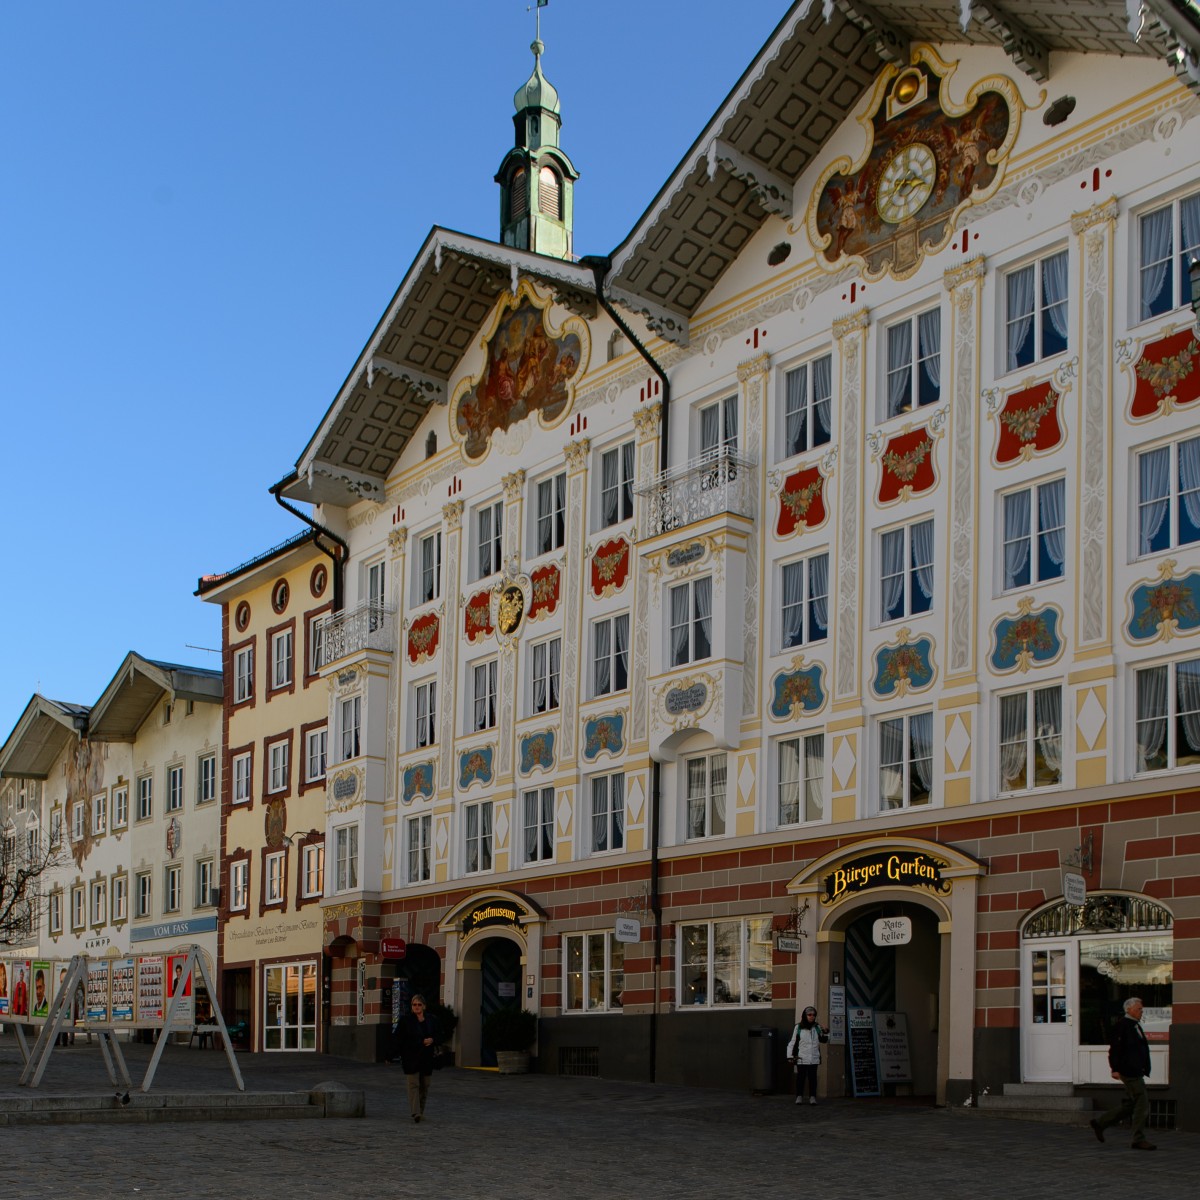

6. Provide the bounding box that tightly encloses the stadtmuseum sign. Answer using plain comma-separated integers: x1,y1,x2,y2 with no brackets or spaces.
823,850,951,904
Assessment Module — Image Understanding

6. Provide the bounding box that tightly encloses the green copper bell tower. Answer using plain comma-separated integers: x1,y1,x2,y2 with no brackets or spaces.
496,36,578,259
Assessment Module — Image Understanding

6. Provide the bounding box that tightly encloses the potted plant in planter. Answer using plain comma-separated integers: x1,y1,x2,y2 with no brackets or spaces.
429,1002,458,1068
482,1006,538,1074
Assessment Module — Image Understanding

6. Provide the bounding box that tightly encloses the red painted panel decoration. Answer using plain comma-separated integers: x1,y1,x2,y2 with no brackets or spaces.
994,381,1063,465
407,612,439,665
528,563,561,619
776,466,826,537
464,591,494,642
590,538,630,598
878,428,937,504
1130,327,1200,419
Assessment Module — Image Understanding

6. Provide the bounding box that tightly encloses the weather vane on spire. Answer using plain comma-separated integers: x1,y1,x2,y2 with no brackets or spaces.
527,0,548,42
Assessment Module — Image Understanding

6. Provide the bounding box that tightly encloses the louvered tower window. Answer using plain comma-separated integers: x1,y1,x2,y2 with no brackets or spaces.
539,165,560,218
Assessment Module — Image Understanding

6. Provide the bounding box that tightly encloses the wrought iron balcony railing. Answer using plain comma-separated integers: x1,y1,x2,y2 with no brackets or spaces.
637,449,756,537
316,602,395,668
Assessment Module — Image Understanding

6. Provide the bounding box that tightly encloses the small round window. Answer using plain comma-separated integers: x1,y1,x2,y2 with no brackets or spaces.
234,601,251,632
271,579,290,614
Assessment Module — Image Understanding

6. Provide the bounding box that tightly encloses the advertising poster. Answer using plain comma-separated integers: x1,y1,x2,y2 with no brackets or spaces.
11,959,31,1017
31,959,52,1018
87,961,112,1023
166,953,195,1025
848,1007,881,1097
0,958,10,1016
137,955,164,1023
110,958,135,1022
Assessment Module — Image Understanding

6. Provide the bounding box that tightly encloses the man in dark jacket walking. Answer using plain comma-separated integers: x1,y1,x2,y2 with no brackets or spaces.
1090,996,1155,1150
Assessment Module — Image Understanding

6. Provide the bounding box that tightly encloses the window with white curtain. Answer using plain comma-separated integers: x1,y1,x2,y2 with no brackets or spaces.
781,553,829,648
271,628,293,689
998,686,1063,793
590,772,625,854
669,578,713,666
879,519,934,622
1138,190,1200,320
417,530,442,604
366,560,387,632
1137,436,1200,556
268,742,289,794
685,752,727,840
592,613,629,696
334,824,359,891
783,354,833,456
599,441,635,527
1002,479,1066,589
699,395,738,457
885,308,941,416
476,501,504,578
1134,656,1200,773
234,645,254,704
464,801,493,874
340,695,361,760
412,679,437,748
677,917,772,1007
535,472,566,555
305,728,327,782
229,861,248,911
530,637,561,714
407,814,431,883
879,711,933,810
265,852,285,905
564,931,625,1012
522,786,554,864
1005,249,1069,371
471,660,498,731
778,733,825,825
232,753,252,805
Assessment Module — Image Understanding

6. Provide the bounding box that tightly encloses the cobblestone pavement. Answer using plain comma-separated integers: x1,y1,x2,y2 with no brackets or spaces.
2,1039,1198,1198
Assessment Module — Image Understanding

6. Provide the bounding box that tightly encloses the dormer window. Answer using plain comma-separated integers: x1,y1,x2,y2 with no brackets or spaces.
539,166,560,219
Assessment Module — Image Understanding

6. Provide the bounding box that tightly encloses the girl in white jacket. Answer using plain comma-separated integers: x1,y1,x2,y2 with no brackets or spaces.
787,1006,827,1105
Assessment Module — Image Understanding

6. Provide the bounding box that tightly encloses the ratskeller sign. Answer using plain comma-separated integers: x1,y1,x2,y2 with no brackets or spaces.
822,850,951,904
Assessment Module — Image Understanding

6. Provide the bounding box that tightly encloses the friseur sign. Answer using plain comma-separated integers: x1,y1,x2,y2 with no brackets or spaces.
822,850,951,904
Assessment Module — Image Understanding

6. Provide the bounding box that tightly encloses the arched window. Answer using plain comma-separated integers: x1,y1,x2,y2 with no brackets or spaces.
510,169,528,221
539,166,561,219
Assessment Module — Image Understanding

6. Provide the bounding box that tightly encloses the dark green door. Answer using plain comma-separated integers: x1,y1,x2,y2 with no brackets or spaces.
480,939,521,1068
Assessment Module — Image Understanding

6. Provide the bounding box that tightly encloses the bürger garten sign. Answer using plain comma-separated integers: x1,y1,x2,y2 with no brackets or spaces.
822,850,951,904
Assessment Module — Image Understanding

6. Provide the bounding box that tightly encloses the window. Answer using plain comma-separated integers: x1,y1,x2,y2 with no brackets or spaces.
340,695,361,760
999,687,1063,793
137,774,153,821
781,554,829,648
472,660,498,731
880,519,934,622
522,786,554,864
669,579,713,667
48,891,62,935
1134,655,1200,772
685,752,727,840
233,752,252,805
196,859,214,907
592,614,629,696
111,875,127,922
309,614,326,675
230,861,249,912
51,809,63,847
1002,479,1066,589
334,824,359,892
271,628,293,689
885,310,941,416
367,559,387,612
135,871,152,919
162,701,173,725
306,728,328,783
408,814,432,883
535,472,566,555
600,442,635,526
590,773,624,854
783,354,833,455
417,530,442,604
91,880,106,926
92,792,107,835
167,765,184,812
113,786,128,829
265,851,285,905
1137,436,1200,556
164,865,181,913
71,885,85,930
234,645,254,704
699,395,738,457
879,711,933,810
1005,249,1069,371
531,638,561,714
302,843,324,898
539,164,561,218
564,931,625,1012
268,741,290,794
464,801,493,874
1138,190,1200,319
477,500,504,578
678,917,772,1007
778,733,825,825
198,753,217,804
72,800,86,842
413,680,437,749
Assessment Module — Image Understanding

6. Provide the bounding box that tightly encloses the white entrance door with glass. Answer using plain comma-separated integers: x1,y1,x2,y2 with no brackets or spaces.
1023,942,1073,1081
263,961,318,1051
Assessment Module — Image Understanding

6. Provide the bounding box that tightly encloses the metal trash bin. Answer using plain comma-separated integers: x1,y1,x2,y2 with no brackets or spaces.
747,1026,777,1094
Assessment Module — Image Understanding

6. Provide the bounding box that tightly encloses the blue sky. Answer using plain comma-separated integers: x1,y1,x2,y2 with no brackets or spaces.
0,1,786,740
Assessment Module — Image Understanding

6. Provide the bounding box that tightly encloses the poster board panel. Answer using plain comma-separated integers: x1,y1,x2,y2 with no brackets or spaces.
110,957,135,1022
137,956,164,1024
848,1007,881,1097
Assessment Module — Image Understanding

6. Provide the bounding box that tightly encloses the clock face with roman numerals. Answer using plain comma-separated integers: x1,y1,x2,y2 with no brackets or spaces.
877,143,937,224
